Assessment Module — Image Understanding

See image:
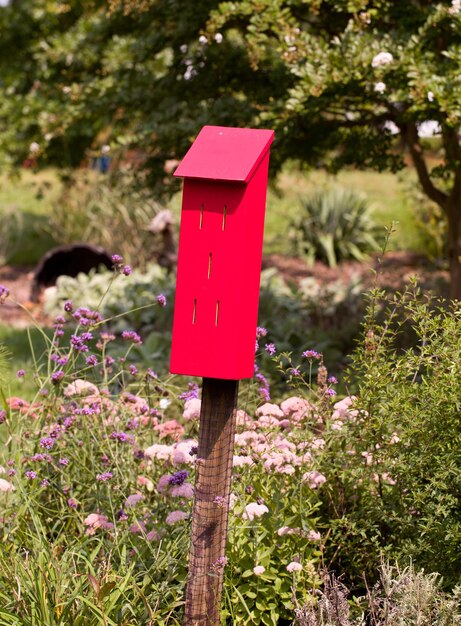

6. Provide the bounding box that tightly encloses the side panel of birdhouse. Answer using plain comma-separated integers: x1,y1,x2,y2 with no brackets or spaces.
170,152,270,379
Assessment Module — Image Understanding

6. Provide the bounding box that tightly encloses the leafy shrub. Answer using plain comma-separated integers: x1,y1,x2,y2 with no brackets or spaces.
289,187,381,267
48,171,166,268
304,283,461,591
44,265,365,379
0,204,23,264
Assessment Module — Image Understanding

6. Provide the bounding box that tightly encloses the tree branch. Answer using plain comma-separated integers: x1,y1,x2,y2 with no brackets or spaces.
402,121,448,207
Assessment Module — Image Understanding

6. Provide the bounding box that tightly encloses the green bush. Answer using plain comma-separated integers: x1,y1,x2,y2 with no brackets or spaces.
48,171,166,268
307,282,461,590
289,186,382,267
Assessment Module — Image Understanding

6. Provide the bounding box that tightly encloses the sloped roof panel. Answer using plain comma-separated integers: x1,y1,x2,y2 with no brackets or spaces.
174,125,274,183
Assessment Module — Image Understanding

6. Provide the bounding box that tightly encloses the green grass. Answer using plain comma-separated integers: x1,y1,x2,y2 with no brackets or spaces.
0,323,54,398
264,166,425,256
0,169,61,265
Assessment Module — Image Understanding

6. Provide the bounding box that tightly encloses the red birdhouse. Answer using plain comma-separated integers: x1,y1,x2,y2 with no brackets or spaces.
170,125,274,380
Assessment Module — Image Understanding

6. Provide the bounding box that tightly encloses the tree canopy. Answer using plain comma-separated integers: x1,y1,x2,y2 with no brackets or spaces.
1,0,461,291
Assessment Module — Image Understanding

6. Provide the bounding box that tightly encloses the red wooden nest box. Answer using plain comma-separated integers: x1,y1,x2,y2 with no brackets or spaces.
170,125,274,380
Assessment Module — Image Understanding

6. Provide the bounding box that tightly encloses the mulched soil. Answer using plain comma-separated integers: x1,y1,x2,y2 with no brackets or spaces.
0,252,450,328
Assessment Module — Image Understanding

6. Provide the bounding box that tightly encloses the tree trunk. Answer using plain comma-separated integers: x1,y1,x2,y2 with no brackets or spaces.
447,203,461,301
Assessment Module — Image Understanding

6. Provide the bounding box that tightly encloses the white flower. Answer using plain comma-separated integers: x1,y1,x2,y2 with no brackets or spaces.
286,561,302,573
214,33,223,44
449,0,461,14
427,91,435,102
371,51,393,68
374,81,386,93
307,530,321,541
242,502,269,521
29,142,40,154
198,35,208,45
101,144,111,154
0,478,14,492
179,44,188,54
44,133,53,142
159,398,171,409
253,566,265,575
62,85,71,94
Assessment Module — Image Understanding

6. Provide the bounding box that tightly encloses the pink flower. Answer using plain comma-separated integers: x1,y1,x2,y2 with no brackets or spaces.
280,397,312,422
147,529,161,541
183,398,201,420
277,526,294,536
253,566,265,575
137,475,154,491
242,503,269,521
307,530,321,541
302,470,326,489
155,419,185,441
255,403,284,419
157,474,172,494
233,455,254,468
129,521,147,534
125,493,144,507
166,510,188,525
83,513,114,535
286,562,302,573
170,483,194,498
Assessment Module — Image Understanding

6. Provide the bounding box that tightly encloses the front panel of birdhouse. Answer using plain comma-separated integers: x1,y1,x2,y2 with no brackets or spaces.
170,126,273,380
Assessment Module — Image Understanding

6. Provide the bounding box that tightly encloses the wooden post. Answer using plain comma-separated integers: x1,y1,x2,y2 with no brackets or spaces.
184,378,239,626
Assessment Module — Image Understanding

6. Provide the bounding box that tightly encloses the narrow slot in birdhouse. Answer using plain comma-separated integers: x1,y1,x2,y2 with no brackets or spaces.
215,300,220,326
207,252,212,279
192,298,197,324
222,205,227,231
199,204,204,229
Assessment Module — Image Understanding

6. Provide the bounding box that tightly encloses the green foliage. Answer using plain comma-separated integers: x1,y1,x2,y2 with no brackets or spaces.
307,282,461,590
293,563,461,625
43,265,365,381
289,186,381,267
48,171,166,268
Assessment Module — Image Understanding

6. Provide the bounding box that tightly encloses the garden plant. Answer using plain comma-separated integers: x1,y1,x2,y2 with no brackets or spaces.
1,261,461,624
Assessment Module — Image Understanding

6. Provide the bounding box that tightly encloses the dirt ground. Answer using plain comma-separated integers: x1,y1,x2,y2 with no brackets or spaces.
0,251,450,328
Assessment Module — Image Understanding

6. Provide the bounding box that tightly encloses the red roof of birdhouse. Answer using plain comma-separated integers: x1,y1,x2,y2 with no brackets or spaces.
174,125,274,183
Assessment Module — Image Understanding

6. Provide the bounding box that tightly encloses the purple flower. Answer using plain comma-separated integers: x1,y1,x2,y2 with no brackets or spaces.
325,388,337,397
178,383,199,401
81,332,93,342
25,471,37,480
59,458,69,466
70,335,89,352
157,294,167,307
0,409,6,424
121,330,142,345
41,479,50,488
123,265,132,276
147,368,158,379
105,355,115,366
64,300,73,312
54,315,66,325
31,453,52,462
110,431,134,444
40,437,55,450
8,469,16,476
111,254,123,265
126,418,139,430
264,343,276,356
328,376,338,384
16,369,25,378
129,364,138,376
0,284,10,302
96,471,113,482
169,470,189,486
302,350,322,360
67,497,78,509
290,367,301,376
86,355,98,366
51,370,65,384
256,326,267,338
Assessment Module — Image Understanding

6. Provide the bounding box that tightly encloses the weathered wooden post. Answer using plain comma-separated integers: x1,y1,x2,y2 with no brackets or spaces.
170,125,274,625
